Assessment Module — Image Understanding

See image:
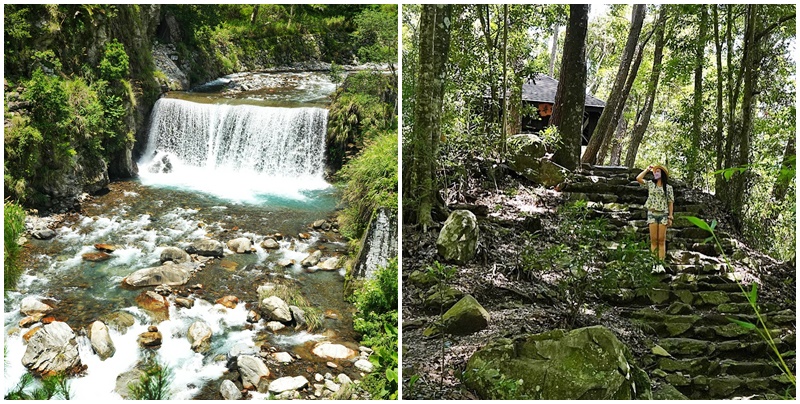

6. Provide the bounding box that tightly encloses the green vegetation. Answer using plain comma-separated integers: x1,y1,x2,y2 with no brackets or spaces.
4,372,72,400
128,359,173,400
685,215,796,388
349,259,399,400
4,200,26,291
522,200,658,327
257,281,323,332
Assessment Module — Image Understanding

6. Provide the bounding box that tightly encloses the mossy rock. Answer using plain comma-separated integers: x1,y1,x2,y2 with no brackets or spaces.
440,295,490,335
423,286,464,313
652,383,689,400
436,210,479,265
408,269,437,288
658,338,711,356
464,325,649,400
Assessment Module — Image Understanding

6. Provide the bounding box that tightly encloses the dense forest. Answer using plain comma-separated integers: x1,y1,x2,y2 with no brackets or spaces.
403,4,795,400
5,4,398,401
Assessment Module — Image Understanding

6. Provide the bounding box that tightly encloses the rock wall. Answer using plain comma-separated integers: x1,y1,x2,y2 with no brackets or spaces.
352,208,398,280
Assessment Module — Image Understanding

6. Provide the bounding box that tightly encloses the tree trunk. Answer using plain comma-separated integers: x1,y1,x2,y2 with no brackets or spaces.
625,6,667,168
609,115,628,166
687,5,708,186
551,4,589,171
597,24,652,165
727,5,759,224
250,5,260,25
549,24,560,77
478,6,498,132
582,4,646,165
408,4,452,228
771,133,795,203
507,73,522,136
501,4,508,158
713,5,725,173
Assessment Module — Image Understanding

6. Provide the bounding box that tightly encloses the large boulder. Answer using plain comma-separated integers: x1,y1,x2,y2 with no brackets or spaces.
436,210,479,264
88,321,116,360
261,296,292,323
425,295,489,336
301,250,322,267
160,246,192,264
219,379,242,400
21,321,82,376
123,261,192,287
188,320,213,352
135,291,170,322
312,342,357,360
237,355,270,390
185,239,224,257
465,325,651,400
507,135,569,187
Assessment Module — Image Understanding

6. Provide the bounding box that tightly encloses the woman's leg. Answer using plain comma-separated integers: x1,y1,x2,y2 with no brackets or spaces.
657,223,668,260
649,223,659,254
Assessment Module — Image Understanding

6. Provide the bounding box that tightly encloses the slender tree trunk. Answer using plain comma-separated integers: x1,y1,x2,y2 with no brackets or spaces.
771,133,796,203
582,4,646,165
409,4,452,228
727,5,759,224
250,5,260,24
551,4,589,171
507,73,522,136
609,115,628,166
597,25,652,165
478,6,498,132
687,5,708,186
625,6,667,168
713,5,725,173
501,4,508,158
549,24,560,77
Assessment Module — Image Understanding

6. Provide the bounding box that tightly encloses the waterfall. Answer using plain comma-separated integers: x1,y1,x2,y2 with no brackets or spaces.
138,98,330,202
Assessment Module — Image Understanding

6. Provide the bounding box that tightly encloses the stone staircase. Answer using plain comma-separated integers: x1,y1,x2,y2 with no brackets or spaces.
560,164,796,399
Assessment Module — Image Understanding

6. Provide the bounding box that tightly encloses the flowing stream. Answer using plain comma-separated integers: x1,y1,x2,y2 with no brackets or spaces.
4,72,367,400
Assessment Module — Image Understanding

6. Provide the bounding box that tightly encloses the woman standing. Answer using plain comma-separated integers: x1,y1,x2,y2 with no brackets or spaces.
636,164,674,272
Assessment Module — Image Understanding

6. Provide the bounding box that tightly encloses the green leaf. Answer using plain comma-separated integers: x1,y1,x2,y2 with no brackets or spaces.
386,367,398,383
728,317,757,330
747,283,758,305
683,216,712,232
710,219,717,230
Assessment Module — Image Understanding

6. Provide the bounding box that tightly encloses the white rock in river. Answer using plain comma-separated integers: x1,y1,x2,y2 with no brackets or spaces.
20,296,55,319
268,376,309,393
318,257,341,271
272,352,294,363
301,250,322,267
337,373,353,385
188,320,213,352
185,239,224,257
22,321,82,375
160,246,192,264
312,342,357,359
261,296,292,322
324,379,340,392
220,379,242,400
261,238,280,250
266,321,286,332
227,237,252,254
124,262,192,287
237,355,270,390
354,358,375,373
88,321,116,360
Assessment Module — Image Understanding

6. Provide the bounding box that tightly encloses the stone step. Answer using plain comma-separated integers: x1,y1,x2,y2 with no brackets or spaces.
656,337,795,360
660,371,794,399
579,164,643,176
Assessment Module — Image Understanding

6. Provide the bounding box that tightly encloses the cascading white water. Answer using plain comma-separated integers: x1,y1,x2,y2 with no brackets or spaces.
138,98,330,202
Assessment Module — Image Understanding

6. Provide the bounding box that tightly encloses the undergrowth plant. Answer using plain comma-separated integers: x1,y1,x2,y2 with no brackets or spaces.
128,358,173,400
4,200,26,291
350,258,398,400
684,215,796,390
426,260,456,398
5,372,72,400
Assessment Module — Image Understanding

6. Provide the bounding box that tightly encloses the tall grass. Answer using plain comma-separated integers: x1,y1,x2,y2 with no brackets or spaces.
4,200,26,291
128,359,173,400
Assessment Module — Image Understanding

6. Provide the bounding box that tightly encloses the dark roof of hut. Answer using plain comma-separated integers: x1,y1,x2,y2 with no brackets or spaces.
522,73,606,108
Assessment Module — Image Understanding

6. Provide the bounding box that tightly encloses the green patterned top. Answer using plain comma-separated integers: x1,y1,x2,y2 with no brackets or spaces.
642,181,674,213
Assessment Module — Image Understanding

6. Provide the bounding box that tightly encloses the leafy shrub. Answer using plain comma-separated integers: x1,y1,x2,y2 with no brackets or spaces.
336,130,398,239
4,200,26,291
98,39,129,81
350,258,398,399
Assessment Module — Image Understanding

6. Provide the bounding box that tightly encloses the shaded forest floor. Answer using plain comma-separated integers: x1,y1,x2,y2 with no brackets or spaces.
400,161,795,400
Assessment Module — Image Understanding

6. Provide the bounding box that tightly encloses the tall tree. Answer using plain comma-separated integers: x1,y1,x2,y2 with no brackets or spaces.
548,24,560,76
687,5,708,185
624,6,667,168
712,5,725,173
406,4,452,228
582,4,646,165
551,4,589,171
